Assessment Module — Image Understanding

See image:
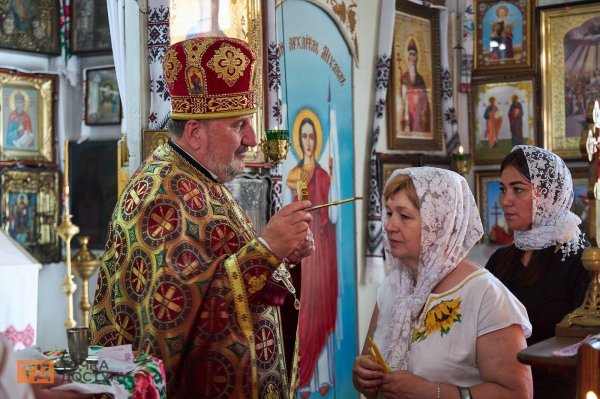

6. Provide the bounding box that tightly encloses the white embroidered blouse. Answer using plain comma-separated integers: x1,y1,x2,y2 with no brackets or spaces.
407,269,531,386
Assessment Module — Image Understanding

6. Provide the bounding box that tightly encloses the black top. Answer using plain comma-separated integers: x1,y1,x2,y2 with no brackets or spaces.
486,246,589,345
486,245,591,399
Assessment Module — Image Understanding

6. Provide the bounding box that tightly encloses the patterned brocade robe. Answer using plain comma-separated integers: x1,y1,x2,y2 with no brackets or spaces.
90,142,292,399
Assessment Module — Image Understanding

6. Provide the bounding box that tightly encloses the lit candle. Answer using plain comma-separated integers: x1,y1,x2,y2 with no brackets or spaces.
457,145,465,161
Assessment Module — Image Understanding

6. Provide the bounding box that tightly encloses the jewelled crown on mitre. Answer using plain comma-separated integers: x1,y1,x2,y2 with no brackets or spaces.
162,36,257,120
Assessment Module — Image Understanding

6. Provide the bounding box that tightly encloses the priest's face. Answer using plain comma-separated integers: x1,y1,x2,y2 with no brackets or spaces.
205,115,256,182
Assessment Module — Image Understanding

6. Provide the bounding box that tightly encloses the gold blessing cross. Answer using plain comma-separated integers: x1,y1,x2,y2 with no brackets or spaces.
296,180,308,201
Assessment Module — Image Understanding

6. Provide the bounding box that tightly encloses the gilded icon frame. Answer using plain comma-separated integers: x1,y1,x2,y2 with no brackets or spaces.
0,0,60,55
0,68,57,166
141,129,170,161
168,0,268,167
386,0,442,151
473,0,534,74
1,168,61,263
469,76,536,165
475,169,513,245
71,0,112,55
539,2,600,160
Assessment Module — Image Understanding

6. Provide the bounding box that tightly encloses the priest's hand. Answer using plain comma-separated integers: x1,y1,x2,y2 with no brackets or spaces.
262,200,312,260
287,228,314,264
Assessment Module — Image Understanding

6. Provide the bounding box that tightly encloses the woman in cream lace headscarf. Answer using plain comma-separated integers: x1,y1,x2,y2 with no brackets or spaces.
486,145,590,399
353,167,532,399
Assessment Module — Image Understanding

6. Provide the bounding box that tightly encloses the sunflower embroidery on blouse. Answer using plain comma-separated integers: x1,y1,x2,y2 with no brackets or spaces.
413,297,462,342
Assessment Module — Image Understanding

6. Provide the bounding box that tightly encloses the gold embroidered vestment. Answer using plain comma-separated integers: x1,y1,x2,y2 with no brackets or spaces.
90,144,289,398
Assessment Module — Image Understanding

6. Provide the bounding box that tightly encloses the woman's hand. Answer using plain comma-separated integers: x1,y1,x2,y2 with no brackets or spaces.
380,371,436,399
352,354,383,399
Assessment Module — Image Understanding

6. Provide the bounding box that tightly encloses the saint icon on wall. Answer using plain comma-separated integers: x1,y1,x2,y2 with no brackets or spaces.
397,36,431,135
285,108,340,397
5,89,36,150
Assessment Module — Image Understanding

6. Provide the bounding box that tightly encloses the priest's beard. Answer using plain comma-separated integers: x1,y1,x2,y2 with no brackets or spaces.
205,141,248,183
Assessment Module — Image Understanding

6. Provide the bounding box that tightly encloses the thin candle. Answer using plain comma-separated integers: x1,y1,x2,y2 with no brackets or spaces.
64,139,69,188
64,139,70,215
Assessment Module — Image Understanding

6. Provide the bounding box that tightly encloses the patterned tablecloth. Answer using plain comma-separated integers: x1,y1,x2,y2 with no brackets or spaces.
51,352,167,399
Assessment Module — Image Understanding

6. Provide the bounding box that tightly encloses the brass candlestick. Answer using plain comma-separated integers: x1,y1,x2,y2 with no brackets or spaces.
57,213,80,329
58,140,79,329
556,100,600,337
259,129,290,165
556,247,600,332
72,236,101,327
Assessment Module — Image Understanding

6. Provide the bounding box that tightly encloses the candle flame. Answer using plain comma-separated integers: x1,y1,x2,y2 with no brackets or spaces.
458,145,464,155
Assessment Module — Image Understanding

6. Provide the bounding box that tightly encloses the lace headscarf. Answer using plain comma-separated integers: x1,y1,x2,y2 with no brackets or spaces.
511,145,585,259
374,167,483,370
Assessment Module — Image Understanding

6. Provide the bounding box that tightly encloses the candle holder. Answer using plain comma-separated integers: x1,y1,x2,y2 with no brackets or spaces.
556,246,600,336
555,99,600,337
259,129,290,165
451,148,471,176
71,236,101,327
57,212,80,329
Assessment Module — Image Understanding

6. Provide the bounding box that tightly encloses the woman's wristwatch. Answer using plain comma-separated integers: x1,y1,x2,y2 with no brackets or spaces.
457,386,472,399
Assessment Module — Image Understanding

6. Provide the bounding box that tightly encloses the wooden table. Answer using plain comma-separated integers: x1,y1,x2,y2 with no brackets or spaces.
517,336,582,368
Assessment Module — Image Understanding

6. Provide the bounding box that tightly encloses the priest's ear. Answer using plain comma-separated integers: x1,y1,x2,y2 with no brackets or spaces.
182,120,209,151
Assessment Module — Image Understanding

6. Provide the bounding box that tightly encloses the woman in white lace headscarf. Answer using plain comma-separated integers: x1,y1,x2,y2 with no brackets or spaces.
353,167,532,399
486,145,590,399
